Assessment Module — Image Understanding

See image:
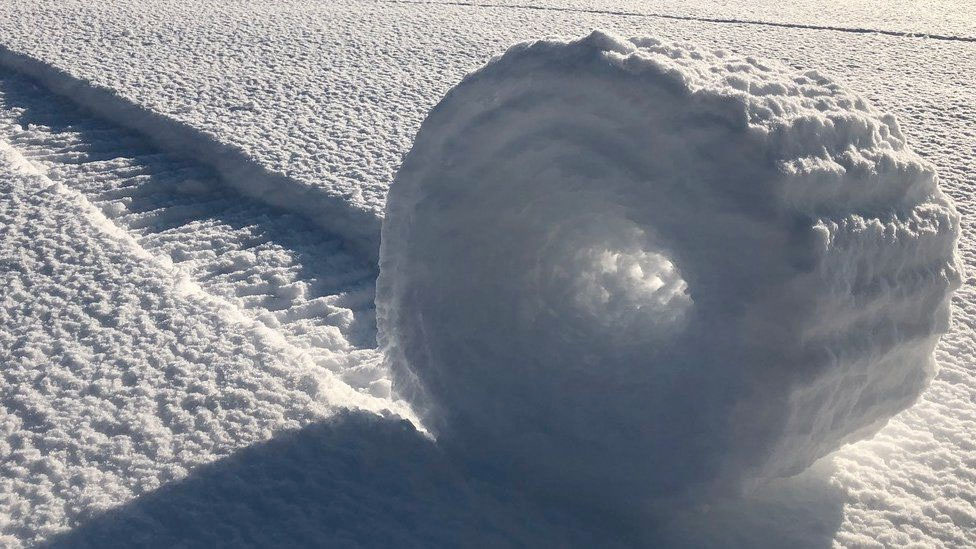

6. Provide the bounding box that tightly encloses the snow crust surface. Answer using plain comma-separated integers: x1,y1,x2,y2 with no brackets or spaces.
0,140,395,546
0,0,975,546
452,0,976,40
0,67,389,395
377,31,961,501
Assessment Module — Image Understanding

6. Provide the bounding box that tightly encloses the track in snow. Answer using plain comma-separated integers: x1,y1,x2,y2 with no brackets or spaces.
0,67,389,395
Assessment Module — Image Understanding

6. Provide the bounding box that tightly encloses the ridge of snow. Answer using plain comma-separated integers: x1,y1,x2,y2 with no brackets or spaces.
0,45,382,261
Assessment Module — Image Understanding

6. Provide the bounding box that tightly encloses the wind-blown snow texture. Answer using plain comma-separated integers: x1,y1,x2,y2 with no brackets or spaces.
0,66,389,396
1,0,976,546
377,31,961,502
0,139,403,546
430,0,976,41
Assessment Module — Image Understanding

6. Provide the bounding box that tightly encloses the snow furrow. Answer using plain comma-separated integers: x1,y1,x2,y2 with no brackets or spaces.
0,137,413,547
0,44,383,262
0,67,391,397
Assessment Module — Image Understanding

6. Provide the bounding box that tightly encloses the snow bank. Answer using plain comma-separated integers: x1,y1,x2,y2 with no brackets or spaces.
377,31,962,501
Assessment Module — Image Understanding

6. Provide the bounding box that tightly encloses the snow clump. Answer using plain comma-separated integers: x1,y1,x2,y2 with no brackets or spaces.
376,31,962,503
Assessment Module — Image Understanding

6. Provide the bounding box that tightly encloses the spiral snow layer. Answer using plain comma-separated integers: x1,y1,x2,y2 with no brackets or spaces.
376,31,962,500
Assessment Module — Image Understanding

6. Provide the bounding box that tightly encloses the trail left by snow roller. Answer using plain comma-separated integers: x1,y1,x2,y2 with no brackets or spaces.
376,31,962,504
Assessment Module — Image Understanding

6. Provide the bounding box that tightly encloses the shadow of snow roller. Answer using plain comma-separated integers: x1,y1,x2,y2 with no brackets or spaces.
376,31,962,505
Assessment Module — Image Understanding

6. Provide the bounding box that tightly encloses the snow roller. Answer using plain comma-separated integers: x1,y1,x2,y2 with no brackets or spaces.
376,31,962,502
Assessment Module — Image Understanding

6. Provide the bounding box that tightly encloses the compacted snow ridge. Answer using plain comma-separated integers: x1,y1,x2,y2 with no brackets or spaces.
378,31,961,506
0,45,383,261
0,67,391,397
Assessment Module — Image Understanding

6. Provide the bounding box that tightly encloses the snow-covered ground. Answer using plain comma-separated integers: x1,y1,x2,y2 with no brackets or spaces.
1,0,975,546
0,119,393,545
433,0,976,39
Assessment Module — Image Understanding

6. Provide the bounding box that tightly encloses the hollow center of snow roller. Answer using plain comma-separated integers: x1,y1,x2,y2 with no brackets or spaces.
538,221,691,343
572,247,689,323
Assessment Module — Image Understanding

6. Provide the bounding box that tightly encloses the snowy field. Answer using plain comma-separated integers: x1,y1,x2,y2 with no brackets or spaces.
1,0,975,547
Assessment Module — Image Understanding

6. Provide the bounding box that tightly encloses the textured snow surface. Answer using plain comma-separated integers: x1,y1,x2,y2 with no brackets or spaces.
0,0,975,546
377,31,961,502
440,0,976,40
0,67,389,396
0,139,400,546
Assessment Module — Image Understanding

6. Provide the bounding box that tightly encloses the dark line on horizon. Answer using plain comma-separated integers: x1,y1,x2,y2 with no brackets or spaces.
381,0,976,43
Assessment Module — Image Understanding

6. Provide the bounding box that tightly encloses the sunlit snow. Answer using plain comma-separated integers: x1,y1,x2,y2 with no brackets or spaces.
0,1,974,547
